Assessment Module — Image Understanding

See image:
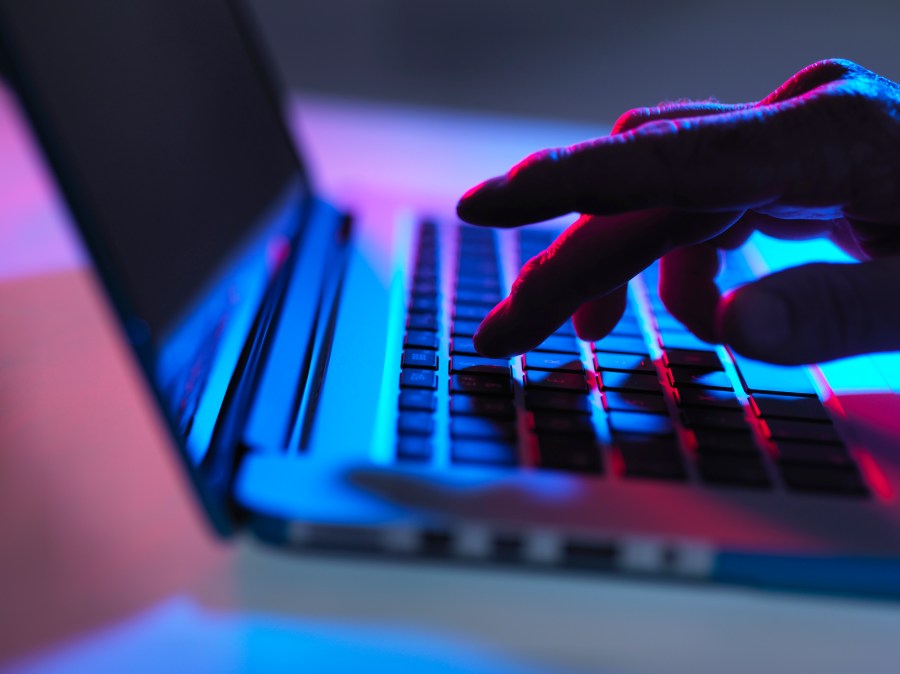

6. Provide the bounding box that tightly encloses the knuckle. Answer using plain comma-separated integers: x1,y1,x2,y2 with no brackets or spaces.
631,117,681,139
807,58,860,79
806,81,900,218
765,59,866,105
815,80,881,117
612,107,655,134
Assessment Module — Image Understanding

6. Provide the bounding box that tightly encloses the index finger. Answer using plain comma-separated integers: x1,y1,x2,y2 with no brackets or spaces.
473,209,740,357
458,103,805,228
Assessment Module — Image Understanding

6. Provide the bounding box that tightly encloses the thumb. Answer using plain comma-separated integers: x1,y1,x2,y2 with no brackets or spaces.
717,258,900,365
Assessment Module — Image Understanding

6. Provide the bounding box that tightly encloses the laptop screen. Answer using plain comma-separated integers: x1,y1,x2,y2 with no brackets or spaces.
0,0,307,336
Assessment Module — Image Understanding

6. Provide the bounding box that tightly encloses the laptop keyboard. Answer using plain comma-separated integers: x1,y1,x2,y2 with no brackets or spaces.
396,221,870,497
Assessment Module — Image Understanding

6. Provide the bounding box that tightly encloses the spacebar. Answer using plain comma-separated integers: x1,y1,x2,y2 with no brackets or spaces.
729,351,817,397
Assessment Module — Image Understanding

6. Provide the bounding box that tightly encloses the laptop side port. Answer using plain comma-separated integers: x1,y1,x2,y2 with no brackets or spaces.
562,539,618,571
290,522,384,553
492,533,524,563
420,528,453,557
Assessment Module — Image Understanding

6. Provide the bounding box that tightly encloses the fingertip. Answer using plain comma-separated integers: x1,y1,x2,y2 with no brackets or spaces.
456,176,508,225
717,286,792,361
472,329,510,359
572,289,628,341
572,316,610,343
472,300,518,358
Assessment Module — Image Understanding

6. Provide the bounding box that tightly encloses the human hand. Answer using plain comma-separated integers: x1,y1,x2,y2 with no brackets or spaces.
458,59,900,365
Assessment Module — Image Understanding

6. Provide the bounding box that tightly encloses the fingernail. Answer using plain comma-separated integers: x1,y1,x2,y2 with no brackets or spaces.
723,289,792,358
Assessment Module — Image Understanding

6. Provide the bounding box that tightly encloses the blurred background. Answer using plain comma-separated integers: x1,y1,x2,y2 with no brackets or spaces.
249,0,900,124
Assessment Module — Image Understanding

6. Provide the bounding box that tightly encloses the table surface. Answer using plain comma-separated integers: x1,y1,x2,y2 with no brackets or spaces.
2,85,900,674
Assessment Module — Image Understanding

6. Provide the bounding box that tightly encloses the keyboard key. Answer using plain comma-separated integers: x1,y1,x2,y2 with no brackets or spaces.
525,390,592,414
668,366,733,391
780,464,868,496
697,454,771,488
398,412,435,436
456,289,502,305
693,430,759,455
776,440,853,466
664,348,722,369
525,370,588,392
400,369,437,390
674,387,742,410
452,439,518,466
409,296,439,313
402,350,438,370
763,419,844,444
451,395,516,419
450,355,510,375
457,241,496,254
451,320,482,337
451,417,517,441
610,316,643,337
407,313,439,331
451,373,513,397
681,408,749,432
454,304,492,321
750,394,831,422
533,335,581,354
537,435,603,474
458,250,499,264
654,314,689,332
456,277,501,292
597,370,661,393
459,242,496,255
616,435,686,480
411,284,439,299
458,247,497,261
414,255,437,269
457,274,500,288
414,243,435,258
412,277,438,292
405,330,439,350
602,390,667,414
397,437,433,462
459,226,493,241
524,352,585,372
531,412,595,436
594,351,655,373
657,331,712,351
399,390,437,412
458,261,501,277
450,336,479,355
416,259,437,273
594,335,648,355
608,411,675,436
553,321,577,337
730,353,818,396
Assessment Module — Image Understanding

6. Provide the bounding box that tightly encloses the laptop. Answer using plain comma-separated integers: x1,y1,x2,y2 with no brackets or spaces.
4,0,900,598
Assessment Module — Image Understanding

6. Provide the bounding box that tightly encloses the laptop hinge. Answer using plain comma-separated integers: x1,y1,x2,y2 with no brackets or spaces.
198,200,352,515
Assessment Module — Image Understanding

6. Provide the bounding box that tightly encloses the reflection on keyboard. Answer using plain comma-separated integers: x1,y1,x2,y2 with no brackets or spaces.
396,221,869,498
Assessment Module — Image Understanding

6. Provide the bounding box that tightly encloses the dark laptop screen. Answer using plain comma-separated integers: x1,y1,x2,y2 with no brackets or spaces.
0,0,306,335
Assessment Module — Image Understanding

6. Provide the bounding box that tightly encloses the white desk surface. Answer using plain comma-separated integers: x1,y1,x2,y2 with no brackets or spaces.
2,85,900,674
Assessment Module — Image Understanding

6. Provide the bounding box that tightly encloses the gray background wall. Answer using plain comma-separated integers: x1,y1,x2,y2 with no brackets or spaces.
249,0,900,124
